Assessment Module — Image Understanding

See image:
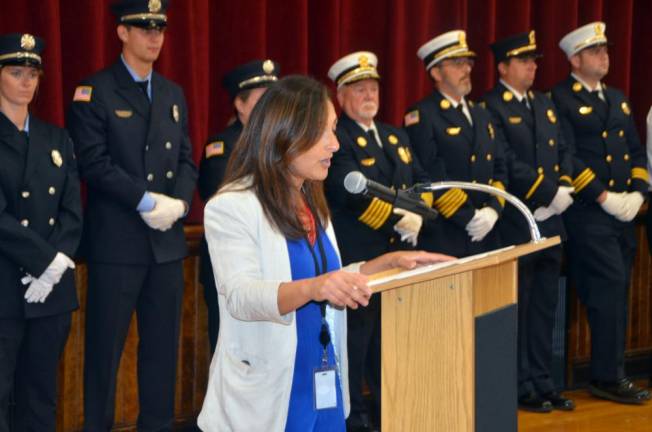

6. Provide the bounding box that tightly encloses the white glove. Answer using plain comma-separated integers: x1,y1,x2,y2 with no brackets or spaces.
533,206,556,222
392,208,423,247
24,278,54,303
465,207,499,242
549,186,575,214
599,191,628,220
40,252,75,285
140,192,186,231
619,191,644,222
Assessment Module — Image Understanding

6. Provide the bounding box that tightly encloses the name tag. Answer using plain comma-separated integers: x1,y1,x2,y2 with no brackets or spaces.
314,367,338,410
115,109,133,118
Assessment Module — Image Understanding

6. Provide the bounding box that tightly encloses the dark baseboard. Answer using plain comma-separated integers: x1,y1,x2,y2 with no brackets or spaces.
568,351,652,389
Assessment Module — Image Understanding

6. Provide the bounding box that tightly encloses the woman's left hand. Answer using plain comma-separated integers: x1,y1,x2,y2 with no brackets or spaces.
391,250,456,270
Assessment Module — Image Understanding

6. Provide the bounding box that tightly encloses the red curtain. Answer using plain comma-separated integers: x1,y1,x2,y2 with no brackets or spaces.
1,0,651,222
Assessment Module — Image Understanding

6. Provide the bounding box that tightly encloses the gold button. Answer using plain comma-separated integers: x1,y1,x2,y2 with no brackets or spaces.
602,131,608,138
548,139,555,146
470,154,476,163
21,219,29,227
606,155,613,163
145,145,149,152
48,218,55,226
619,130,624,137
624,154,630,161
389,237,396,244
48,187,56,195
486,153,492,161
608,179,615,187
166,171,174,179
627,179,632,185
165,141,172,150
554,164,560,172
537,167,544,174
147,174,154,182
21,191,30,199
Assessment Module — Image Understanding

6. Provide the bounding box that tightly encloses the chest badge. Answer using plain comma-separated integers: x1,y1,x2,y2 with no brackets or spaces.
546,109,557,123
172,104,180,123
361,157,375,166
398,147,412,164
621,102,631,115
508,116,522,125
115,109,133,118
51,150,63,168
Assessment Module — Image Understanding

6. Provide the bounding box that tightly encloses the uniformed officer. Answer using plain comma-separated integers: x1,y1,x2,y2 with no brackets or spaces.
197,59,279,353
483,31,575,412
325,51,430,432
405,30,508,257
0,33,82,431
552,22,650,404
66,1,198,429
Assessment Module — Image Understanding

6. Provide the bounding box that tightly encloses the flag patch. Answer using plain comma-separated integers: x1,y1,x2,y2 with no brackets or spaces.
205,141,224,158
404,110,419,126
73,86,93,102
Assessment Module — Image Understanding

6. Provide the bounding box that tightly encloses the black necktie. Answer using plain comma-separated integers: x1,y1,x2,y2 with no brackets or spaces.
457,104,471,125
521,97,530,110
590,90,605,105
366,129,380,148
137,80,150,102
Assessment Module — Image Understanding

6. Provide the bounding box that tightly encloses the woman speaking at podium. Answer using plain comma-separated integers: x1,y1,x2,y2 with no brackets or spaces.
197,75,450,431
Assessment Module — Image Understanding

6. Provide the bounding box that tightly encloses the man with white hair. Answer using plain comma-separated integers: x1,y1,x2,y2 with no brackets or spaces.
325,51,430,432
404,30,508,257
552,21,650,405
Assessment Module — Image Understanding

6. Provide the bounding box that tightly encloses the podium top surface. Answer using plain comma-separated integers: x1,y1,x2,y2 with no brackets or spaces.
369,236,560,294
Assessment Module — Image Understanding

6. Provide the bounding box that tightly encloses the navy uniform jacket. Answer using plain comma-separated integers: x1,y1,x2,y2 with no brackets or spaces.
483,83,573,245
551,76,648,203
404,91,508,255
67,60,198,265
325,113,430,265
0,113,82,318
197,119,242,201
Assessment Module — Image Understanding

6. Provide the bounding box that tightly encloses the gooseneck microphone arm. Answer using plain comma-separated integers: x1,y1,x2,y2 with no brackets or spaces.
411,181,542,242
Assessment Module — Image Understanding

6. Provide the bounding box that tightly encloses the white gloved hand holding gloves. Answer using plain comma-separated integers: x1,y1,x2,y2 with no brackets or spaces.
393,208,423,247
23,252,75,303
140,192,186,231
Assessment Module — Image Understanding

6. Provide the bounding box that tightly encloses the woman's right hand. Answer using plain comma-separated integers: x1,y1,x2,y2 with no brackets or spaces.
306,271,372,309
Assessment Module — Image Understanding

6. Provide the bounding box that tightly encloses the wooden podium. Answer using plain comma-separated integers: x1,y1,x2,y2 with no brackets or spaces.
369,237,560,432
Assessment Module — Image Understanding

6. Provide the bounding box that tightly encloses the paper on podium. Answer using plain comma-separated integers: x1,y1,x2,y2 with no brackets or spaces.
368,245,516,287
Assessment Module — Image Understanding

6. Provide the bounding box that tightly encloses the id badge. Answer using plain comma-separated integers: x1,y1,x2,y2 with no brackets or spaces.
313,366,338,410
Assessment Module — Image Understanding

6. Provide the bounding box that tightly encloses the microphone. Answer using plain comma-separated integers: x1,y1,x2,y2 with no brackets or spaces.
343,171,438,220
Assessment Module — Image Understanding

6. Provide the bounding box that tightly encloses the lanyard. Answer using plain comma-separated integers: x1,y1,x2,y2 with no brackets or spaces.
304,228,332,366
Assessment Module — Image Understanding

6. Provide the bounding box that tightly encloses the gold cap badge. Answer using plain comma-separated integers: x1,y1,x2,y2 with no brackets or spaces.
21,34,36,51
529,30,536,45
51,150,63,168
263,60,275,75
149,0,162,13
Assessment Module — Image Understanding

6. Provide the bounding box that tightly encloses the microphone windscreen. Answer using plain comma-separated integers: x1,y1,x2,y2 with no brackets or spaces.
343,171,367,194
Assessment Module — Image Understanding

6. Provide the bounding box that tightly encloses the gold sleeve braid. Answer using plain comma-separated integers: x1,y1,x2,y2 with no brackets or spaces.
572,168,596,193
358,197,393,229
631,167,650,183
490,180,506,207
525,174,544,200
434,188,468,218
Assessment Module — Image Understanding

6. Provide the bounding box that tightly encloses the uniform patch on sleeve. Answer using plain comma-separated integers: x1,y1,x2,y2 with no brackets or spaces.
404,110,420,126
205,141,224,158
73,86,93,102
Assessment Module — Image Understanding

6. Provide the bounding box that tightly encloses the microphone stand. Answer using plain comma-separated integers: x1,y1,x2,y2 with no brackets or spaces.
412,181,542,242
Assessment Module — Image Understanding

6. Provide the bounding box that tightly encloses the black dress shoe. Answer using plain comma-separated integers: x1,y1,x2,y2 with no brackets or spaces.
542,391,575,411
518,393,553,413
589,378,651,404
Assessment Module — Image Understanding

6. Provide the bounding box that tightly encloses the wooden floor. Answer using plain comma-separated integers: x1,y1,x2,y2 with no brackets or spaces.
519,383,652,432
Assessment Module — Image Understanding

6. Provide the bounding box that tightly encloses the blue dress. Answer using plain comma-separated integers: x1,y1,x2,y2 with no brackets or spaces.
285,228,346,432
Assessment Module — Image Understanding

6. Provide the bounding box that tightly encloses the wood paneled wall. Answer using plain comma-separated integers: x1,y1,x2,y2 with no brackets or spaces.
54,222,652,430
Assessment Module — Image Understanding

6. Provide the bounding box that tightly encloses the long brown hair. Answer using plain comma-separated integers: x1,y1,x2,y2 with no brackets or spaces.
221,75,331,239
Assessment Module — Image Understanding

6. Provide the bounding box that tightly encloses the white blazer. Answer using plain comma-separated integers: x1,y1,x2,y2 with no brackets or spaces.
198,183,358,432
